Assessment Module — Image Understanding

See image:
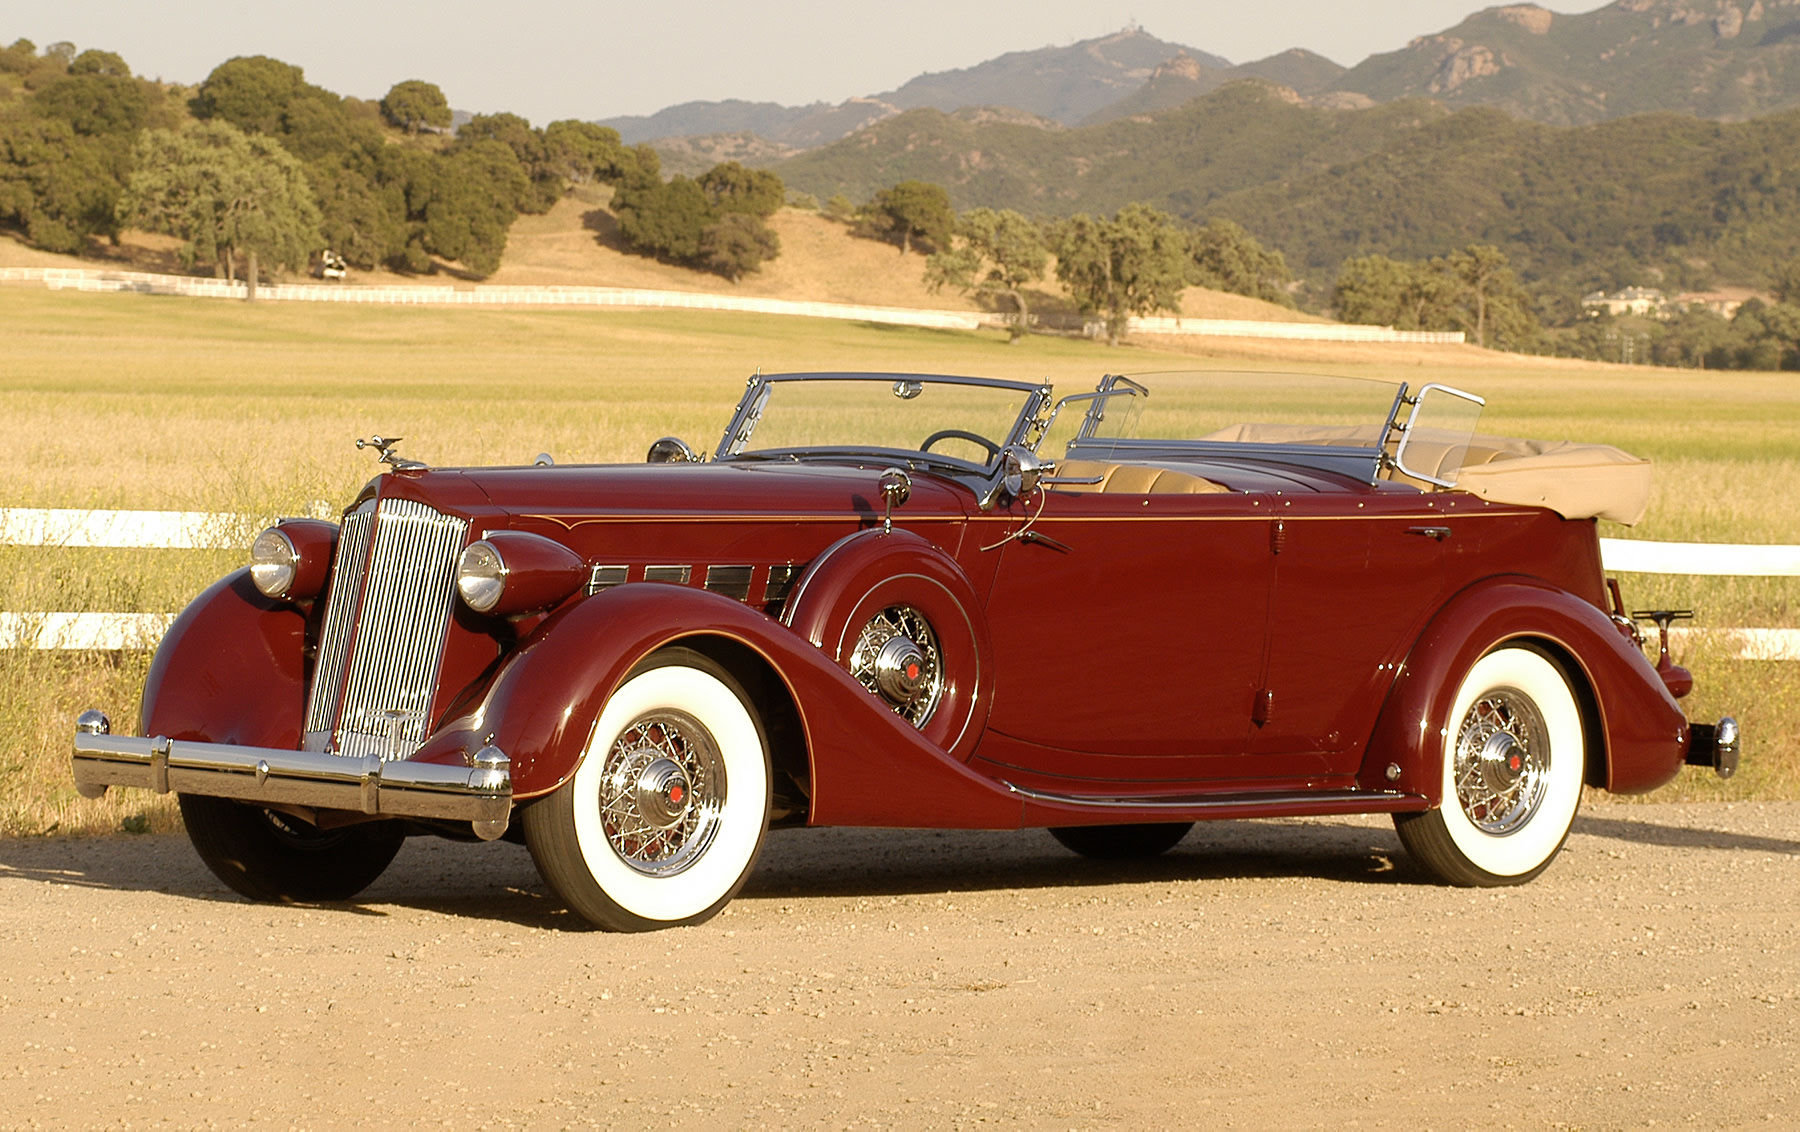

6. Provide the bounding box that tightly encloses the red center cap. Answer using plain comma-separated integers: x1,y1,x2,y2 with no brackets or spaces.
668,783,685,805
906,662,920,680
1509,754,1522,772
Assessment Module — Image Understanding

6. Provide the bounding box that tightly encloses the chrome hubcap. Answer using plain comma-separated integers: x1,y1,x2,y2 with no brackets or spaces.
873,636,929,704
850,606,943,727
599,711,725,876
1453,688,1550,835
632,757,693,829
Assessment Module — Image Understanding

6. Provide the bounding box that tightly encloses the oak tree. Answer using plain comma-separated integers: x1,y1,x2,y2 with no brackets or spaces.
120,122,323,298
925,207,1048,340
1053,204,1188,345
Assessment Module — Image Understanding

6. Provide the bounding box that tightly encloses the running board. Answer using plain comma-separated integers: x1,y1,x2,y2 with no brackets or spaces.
1002,782,1430,823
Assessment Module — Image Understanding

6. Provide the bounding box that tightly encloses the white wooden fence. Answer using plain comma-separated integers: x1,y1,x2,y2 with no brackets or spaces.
3,267,1464,343
2,507,1795,657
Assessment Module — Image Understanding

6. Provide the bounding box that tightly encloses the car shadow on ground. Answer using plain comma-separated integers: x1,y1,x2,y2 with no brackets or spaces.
1571,812,1800,855
735,822,1430,903
7,813,1791,932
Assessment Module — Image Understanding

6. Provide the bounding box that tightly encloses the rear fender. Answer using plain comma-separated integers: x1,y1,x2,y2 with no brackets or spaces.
1361,576,1688,801
140,568,309,749
414,583,1023,829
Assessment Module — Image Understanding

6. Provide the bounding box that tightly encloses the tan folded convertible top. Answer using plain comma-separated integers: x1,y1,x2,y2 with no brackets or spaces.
1196,423,1653,525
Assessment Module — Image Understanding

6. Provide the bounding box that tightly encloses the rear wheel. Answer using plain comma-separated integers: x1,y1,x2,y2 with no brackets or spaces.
1395,646,1586,886
524,648,771,932
178,794,406,902
1049,822,1193,860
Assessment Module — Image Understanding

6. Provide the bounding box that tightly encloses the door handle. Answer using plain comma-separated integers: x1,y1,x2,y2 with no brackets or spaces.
1406,526,1452,542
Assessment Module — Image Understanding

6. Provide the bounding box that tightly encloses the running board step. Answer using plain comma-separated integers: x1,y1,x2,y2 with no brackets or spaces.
1002,782,1430,822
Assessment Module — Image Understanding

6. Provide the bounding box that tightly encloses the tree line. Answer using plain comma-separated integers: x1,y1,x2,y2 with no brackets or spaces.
11,35,1792,366
0,41,650,283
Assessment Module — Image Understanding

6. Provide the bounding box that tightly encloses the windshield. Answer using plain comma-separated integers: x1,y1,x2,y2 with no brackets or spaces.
716,374,1045,469
1038,370,1416,484
1041,371,1404,458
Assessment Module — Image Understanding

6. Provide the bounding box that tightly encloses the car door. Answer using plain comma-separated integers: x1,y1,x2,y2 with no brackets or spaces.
1249,492,1451,772
977,482,1284,784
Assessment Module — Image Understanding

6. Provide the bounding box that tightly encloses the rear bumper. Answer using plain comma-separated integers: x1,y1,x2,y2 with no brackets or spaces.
71,713,512,840
1685,717,1741,780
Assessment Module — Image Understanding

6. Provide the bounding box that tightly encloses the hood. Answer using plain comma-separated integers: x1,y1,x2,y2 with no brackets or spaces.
363,460,976,539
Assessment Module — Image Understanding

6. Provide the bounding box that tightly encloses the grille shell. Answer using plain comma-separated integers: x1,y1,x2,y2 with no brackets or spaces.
303,498,469,760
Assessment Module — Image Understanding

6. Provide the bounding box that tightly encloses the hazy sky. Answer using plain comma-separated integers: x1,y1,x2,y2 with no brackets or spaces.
2,0,1612,123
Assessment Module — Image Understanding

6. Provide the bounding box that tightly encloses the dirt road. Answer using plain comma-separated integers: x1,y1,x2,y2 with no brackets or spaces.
2,801,1796,1129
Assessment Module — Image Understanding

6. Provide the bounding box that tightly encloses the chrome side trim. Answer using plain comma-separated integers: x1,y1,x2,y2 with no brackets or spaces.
644,565,692,585
1002,781,1425,814
73,731,512,838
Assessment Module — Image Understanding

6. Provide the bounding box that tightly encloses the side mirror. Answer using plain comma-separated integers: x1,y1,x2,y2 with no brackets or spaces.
878,467,911,532
1000,445,1043,501
646,437,701,464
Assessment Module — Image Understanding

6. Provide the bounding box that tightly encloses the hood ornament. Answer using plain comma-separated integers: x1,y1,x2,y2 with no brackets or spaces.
357,435,426,471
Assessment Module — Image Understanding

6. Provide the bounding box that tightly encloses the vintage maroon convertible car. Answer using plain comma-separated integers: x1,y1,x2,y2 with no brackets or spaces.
73,370,1738,930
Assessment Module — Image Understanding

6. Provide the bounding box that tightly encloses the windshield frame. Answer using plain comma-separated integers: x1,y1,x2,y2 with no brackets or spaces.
713,372,1053,471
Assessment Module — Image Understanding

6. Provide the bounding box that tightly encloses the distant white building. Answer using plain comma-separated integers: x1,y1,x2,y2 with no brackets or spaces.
1581,286,1668,318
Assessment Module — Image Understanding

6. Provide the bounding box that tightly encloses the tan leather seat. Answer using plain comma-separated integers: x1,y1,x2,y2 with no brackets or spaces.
1051,460,1229,495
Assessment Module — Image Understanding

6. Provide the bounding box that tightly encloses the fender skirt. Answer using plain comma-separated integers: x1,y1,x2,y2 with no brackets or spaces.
140,568,308,750
413,584,1026,829
1360,576,1689,800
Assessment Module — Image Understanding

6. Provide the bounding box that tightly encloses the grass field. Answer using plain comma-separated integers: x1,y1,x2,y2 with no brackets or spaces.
3,284,1796,837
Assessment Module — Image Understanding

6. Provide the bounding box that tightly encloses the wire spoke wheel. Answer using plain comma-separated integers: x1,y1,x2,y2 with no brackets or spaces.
1395,646,1586,886
597,710,726,877
1452,689,1551,835
523,648,770,932
849,604,943,727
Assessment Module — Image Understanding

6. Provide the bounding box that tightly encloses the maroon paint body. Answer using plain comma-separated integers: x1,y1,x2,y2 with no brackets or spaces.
140,435,1692,833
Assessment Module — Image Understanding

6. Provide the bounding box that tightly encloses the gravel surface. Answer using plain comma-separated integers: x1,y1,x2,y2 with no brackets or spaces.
2,801,1796,1129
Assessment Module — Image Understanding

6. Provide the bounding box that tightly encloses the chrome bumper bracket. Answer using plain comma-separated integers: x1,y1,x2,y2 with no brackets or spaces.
1686,716,1740,780
72,723,513,840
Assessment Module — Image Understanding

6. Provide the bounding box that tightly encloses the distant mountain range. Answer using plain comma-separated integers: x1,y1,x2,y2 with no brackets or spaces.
772,78,1800,299
594,0,1800,295
602,0,1800,158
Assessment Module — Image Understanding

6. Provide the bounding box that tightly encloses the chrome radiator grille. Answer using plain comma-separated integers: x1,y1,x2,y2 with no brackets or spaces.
303,498,469,761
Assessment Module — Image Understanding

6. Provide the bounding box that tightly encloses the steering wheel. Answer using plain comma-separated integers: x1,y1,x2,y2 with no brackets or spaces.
919,429,1001,461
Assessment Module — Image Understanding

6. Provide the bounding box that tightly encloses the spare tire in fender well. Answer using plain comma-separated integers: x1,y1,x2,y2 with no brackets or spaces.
781,527,995,763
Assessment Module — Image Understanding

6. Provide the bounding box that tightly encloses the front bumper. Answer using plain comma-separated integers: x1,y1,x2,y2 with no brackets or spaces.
71,713,512,840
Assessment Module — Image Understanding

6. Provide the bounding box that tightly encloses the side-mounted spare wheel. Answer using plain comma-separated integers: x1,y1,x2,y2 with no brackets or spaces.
1395,645,1587,886
523,647,771,932
179,794,407,902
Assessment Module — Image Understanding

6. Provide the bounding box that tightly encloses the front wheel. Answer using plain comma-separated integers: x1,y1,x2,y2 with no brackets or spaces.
523,648,771,931
1394,645,1586,886
178,794,406,902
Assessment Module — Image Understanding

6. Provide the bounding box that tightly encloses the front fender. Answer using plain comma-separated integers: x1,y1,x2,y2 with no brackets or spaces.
140,568,308,748
415,583,1024,828
1361,576,1688,801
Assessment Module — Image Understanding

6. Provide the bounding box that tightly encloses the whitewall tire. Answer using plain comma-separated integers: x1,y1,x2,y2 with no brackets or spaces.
1395,645,1586,886
524,648,771,931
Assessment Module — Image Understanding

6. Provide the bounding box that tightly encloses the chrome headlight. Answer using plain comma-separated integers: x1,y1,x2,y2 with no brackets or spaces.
455,532,586,617
249,520,337,600
456,540,508,613
250,528,300,597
